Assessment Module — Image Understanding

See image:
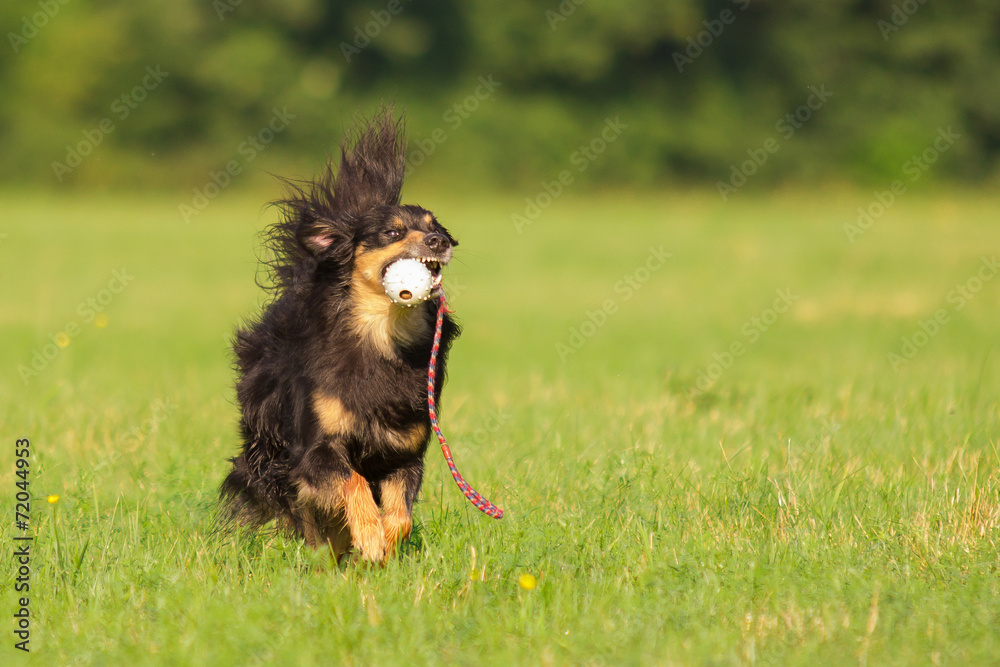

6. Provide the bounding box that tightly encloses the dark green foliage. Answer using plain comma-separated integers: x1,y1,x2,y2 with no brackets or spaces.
3,0,999,186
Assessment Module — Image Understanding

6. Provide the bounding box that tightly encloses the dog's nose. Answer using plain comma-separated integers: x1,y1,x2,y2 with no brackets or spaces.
424,232,450,252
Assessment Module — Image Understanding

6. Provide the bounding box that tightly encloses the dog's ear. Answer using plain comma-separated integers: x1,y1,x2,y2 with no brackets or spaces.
297,217,340,255
265,184,355,291
275,168,353,259
296,215,356,266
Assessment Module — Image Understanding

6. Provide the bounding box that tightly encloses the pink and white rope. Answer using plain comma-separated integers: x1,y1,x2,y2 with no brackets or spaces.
427,293,504,519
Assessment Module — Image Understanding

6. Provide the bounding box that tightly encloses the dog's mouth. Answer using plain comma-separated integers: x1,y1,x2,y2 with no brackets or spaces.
381,255,446,289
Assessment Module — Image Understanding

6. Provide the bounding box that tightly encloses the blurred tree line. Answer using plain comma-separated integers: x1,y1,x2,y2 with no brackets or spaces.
2,0,998,188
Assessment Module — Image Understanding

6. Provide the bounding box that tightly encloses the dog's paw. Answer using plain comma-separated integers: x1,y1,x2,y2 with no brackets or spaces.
352,516,387,562
381,509,412,562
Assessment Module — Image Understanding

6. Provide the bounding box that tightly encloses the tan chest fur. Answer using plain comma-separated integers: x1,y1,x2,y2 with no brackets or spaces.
312,391,430,453
349,235,432,358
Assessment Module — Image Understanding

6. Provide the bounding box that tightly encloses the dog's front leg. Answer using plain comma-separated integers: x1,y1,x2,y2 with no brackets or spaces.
379,460,423,562
342,469,387,562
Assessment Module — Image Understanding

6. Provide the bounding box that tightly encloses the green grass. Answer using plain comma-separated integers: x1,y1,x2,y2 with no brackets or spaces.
1,186,998,665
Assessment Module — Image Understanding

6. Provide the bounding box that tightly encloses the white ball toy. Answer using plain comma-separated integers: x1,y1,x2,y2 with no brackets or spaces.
382,258,435,306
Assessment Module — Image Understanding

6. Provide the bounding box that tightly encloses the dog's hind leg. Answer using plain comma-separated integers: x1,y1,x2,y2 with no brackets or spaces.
296,505,323,549
323,515,353,563
293,445,353,549
290,502,353,561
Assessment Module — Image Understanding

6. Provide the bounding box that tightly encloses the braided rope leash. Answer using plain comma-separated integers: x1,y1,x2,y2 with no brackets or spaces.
427,292,504,520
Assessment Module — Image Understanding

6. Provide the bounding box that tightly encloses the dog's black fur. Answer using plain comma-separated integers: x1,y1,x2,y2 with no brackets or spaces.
220,110,459,562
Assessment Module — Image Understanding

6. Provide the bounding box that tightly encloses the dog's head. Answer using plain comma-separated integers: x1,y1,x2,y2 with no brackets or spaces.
265,109,457,353
268,108,457,295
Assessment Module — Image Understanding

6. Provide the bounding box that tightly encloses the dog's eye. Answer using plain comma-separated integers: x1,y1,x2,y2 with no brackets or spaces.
386,229,403,240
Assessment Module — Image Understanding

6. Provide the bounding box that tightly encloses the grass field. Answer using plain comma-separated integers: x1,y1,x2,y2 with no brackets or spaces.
2,186,998,665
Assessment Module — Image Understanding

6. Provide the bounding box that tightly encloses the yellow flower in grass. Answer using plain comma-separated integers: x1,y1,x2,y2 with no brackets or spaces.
47,495,59,504
94,313,109,328
518,573,537,590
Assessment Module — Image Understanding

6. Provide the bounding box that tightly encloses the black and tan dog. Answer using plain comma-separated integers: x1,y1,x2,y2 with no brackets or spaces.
220,110,459,563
